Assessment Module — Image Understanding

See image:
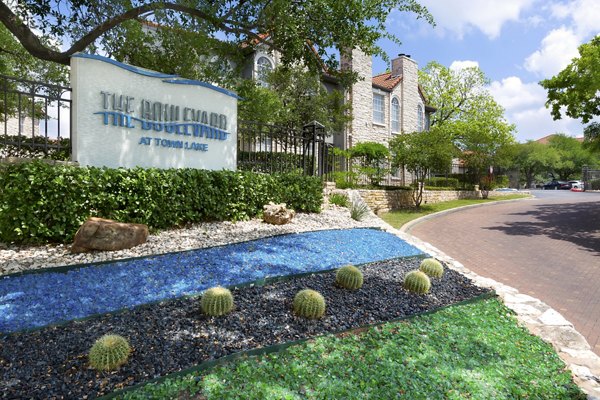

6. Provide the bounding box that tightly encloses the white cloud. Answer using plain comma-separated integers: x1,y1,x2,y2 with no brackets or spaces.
449,60,480,71
489,76,546,110
419,0,537,39
523,27,580,77
511,106,583,141
488,76,583,141
550,0,600,37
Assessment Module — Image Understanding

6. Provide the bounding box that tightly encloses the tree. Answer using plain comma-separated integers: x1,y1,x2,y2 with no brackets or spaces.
418,61,489,126
0,24,68,121
348,142,390,186
583,122,600,153
511,141,559,188
419,61,515,193
454,96,515,186
0,0,433,77
390,126,454,207
540,36,600,123
547,134,596,180
237,65,350,131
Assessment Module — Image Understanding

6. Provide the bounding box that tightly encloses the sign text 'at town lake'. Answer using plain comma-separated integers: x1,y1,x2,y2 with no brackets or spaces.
95,91,231,152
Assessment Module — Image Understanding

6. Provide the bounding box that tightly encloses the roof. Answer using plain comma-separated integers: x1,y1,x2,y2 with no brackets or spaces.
372,72,402,91
535,134,584,144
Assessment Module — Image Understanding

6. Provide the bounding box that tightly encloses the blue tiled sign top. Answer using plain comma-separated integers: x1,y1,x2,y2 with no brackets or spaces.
0,228,423,333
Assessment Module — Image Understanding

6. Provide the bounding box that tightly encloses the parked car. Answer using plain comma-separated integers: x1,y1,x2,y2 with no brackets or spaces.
542,180,570,190
568,180,584,189
494,187,518,192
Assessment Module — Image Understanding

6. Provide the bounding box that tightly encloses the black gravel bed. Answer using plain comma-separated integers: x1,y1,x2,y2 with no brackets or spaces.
0,257,490,399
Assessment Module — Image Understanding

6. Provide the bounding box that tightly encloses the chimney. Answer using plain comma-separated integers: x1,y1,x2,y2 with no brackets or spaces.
391,53,411,78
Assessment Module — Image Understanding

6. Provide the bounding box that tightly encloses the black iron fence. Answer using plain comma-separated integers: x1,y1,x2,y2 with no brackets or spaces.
0,75,72,160
237,119,336,178
582,166,600,190
332,159,473,188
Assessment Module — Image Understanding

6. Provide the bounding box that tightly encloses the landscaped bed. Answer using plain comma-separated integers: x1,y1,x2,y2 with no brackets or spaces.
120,298,585,400
0,256,488,399
0,228,422,333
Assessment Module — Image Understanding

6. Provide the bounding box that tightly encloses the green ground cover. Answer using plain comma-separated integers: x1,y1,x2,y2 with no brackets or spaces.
380,194,531,229
117,298,583,399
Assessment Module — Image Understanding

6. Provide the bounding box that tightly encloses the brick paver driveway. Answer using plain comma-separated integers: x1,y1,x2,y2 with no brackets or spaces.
408,190,600,354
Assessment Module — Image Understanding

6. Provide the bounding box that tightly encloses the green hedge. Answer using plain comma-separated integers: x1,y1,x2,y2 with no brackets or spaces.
590,179,600,190
0,161,323,244
424,177,460,188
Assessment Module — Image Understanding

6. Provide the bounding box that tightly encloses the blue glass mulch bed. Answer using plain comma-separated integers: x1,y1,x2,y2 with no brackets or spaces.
0,228,423,333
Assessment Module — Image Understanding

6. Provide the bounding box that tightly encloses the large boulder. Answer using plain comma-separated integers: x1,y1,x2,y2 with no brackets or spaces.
71,217,149,253
263,202,295,225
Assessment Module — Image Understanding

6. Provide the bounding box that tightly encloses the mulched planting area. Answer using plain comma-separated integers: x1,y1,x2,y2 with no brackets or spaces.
0,228,422,333
0,257,489,399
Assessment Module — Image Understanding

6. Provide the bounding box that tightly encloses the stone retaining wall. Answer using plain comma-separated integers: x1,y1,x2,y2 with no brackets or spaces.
356,189,525,214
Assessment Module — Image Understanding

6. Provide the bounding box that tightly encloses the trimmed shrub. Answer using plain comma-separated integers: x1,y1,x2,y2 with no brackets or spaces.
404,270,431,294
293,289,326,319
329,193,349,207
200,286,234,316
0,161,323,243
335,265,363,290
419,258,444,278
88,334,131,371
590,179,600,190
424,177,459,188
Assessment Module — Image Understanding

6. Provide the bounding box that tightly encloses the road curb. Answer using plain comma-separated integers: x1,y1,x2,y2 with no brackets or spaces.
365,209,600,399
400,196,535,234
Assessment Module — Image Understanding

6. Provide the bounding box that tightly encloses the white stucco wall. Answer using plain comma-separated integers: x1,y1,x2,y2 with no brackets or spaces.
70,54,238,170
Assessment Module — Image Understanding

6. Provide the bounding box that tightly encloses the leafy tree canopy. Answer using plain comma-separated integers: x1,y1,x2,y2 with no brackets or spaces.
1,0,433,81
418,61,489,127
237,64,350,133
547,133,597,180
0,24,68,120
583,122,600,153
540,36,600,123
510,141,559,188
418,61,515,183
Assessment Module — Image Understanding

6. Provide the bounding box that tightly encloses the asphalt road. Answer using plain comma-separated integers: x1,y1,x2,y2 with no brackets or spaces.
409,190,600,353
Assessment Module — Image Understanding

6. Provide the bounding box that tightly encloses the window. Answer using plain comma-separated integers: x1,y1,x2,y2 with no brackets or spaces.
417,104,424,132
391,97,400,133
256,56,273,87
373,93,385,125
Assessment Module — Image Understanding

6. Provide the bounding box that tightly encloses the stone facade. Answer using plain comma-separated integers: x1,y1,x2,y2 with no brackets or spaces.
341,50,429,149
4,116,39,137
340,49,379,146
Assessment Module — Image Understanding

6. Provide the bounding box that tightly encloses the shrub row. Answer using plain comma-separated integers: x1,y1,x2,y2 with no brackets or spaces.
0,161,323,243
424,177,460,188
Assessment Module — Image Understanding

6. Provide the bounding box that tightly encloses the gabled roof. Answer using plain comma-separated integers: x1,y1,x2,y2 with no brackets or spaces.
536,134,584,144
372,72,402,91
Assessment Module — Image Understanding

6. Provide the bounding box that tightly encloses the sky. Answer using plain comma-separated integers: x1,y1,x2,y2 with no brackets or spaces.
374,0,600,142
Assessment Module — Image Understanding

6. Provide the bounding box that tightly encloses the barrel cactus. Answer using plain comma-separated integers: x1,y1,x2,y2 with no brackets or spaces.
89,334,131,371
200,286,234,316
293,289,326,319
404,270,431,294
335,265,364,290
419,258,444,278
